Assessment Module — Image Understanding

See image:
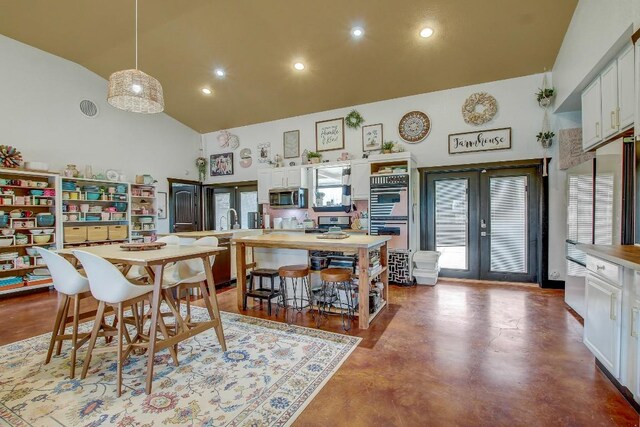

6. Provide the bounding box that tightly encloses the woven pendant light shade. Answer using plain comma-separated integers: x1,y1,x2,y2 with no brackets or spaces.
107,69,164,114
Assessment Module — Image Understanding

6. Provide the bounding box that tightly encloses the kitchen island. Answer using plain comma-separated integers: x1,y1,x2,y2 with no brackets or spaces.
232,233,391,329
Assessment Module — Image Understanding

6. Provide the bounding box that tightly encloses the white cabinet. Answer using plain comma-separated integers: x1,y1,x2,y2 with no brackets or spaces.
584,273,622,378
582,78,602,150
257,169,271,204
632,298,640,399
351,161,370,200
635,40,640,142
269,166,305,189
618,45,635,130
286,167,301,188
601,61,619,140
270,169,286,188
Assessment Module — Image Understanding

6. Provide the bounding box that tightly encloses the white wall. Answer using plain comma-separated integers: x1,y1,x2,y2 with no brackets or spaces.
0,35,201,233
553,0,640,112
202,73,571,280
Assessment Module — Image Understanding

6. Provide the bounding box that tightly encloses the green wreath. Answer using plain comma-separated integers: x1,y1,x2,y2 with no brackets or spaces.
345,110,364,129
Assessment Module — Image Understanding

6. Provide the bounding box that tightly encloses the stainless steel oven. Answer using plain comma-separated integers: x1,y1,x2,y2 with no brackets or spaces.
370,174,409,250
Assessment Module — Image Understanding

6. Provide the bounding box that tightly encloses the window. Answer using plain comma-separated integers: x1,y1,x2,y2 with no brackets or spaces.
314,166,345,207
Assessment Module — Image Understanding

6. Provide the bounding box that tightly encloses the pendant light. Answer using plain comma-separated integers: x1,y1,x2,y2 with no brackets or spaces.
107,0,164,114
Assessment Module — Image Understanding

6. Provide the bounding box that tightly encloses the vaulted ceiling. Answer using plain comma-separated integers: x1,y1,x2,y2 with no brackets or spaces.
0,0,577,133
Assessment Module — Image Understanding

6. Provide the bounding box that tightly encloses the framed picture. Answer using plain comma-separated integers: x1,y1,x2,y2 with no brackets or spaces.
362,123,383,151
283,130,300,159
258,142,271,163
157,192,167,219
315,118,345,152
210,152,234,176
448,127,511,154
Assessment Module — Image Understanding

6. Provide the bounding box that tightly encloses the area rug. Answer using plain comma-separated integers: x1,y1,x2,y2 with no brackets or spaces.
0,307,361,426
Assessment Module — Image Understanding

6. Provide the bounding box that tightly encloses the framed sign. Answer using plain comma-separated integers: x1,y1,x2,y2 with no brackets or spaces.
283,130,300,158
315,118,345,152
362,123,383,152
210,152,234,176
157,192,167,219
448,127,511,154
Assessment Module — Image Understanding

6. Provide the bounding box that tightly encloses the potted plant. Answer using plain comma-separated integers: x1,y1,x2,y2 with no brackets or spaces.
315,191,325,206
536,131,555,148
308,151,322,164
536,88,555,107
381,141,395,154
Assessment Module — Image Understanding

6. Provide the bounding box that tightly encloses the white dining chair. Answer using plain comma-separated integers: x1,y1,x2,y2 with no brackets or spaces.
163,236,219,323
36,247,93,378
73,250,176,397
126,235,181,280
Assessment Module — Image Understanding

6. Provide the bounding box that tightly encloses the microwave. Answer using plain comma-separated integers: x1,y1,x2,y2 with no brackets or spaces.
269,188,308,209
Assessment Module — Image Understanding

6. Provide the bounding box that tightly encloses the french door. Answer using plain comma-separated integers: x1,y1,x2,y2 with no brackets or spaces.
425,167,539,282
205,184,258,230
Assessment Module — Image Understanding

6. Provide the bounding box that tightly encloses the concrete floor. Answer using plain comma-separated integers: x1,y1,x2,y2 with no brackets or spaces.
1,280,638,426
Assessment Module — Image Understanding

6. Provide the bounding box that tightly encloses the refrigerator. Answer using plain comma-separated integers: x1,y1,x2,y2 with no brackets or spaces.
565,138,623,317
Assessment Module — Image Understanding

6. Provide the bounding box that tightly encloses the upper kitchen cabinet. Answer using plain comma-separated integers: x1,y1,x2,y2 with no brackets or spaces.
257,169,271,204
269,166,307,189
582,77,602,150
617,45,635,130
582,44,635,151
351,160,370,200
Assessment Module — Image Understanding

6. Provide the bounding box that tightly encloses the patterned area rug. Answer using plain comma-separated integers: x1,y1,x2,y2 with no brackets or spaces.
0,307,360,426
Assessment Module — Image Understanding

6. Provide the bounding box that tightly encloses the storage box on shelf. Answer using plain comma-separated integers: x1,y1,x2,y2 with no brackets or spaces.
59,177,131,247
0,168,58,295
130,184,157,242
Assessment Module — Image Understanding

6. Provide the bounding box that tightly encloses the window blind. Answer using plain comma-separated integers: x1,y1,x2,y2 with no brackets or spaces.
489,176,527,273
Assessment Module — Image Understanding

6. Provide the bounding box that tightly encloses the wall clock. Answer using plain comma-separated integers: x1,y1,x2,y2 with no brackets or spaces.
398,111,431,143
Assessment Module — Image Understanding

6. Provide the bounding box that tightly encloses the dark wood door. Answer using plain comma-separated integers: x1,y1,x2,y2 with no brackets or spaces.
169,181,201,232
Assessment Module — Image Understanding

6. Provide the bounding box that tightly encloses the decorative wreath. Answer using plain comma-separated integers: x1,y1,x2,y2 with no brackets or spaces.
0,145,23,168
462,92,498,126
217,130,240,150
345,110,365,129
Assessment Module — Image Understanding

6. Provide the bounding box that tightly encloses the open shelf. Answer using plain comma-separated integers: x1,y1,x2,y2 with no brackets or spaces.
0,282,52,296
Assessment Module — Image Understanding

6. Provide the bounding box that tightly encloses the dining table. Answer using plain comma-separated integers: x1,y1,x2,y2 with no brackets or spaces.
58,243,227,394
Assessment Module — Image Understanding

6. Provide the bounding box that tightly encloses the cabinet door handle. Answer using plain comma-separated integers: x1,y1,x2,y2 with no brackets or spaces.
610,293,617,321
611,111,616,129
596,264,605,271
632,307,639,338
596,122,600,138
616,108,620,127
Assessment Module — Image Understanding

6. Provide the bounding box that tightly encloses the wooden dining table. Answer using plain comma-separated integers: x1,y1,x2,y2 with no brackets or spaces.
58,244,227,394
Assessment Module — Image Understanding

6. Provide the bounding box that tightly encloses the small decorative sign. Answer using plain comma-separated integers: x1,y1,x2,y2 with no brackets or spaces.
448,127,511,154
316,118,345,152
283,130,300,158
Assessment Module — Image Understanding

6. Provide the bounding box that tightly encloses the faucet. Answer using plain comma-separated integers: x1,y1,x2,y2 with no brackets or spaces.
227,208,240,230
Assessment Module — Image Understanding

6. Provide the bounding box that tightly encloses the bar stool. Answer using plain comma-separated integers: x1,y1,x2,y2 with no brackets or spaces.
37,248,94,379
73,250,176,397
317,268,356,331
278,264,312,324
244,268,280,315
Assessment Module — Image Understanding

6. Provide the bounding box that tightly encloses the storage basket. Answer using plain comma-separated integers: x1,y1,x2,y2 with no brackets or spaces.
87,226,108,242
108,225,128,240
64,226,87,243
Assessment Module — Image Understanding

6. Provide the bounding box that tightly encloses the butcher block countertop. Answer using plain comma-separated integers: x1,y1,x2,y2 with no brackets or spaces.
577,244,640,270
232,232,390,250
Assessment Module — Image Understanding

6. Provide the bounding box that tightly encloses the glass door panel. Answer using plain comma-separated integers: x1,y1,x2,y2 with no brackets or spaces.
489,176,527,273
239,190,258,229
435,179,469,270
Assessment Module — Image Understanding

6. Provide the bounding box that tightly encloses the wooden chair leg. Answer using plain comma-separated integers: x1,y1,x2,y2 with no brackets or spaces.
156,312,179,366
81,301,105,380
116,303,124,398
55,296,71,356
45,293,68,365
69,294,81,378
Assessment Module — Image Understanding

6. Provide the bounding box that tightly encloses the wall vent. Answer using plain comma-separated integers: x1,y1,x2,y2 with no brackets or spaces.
79,99,99,118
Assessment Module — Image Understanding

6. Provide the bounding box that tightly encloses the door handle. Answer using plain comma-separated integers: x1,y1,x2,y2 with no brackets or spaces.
611,111,616,129
610,293,617,321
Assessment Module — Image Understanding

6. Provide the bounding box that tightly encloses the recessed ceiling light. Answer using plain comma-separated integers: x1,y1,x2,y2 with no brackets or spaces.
293,62,305,71
351,27,364,38
201,88,212,95
214,68,225,78
419,27,434,38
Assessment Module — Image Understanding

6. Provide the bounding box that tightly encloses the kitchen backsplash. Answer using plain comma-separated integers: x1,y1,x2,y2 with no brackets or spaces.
264,200,368,228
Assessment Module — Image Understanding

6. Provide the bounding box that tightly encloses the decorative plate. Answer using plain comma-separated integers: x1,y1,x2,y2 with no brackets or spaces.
240,148,251,159
239,158,252,168
106,169,119,181
398,111,431,143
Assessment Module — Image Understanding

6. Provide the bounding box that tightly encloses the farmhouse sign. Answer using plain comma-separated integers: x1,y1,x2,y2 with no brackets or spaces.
448,127,511,154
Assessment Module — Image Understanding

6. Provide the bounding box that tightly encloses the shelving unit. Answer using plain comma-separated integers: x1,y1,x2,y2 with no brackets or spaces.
59,177,131,248
130,184,157,242
0,168,58,295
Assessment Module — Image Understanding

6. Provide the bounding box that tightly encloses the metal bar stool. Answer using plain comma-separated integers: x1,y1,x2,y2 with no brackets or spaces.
278,264,313,324
317,268,356,331
244,268,281,315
